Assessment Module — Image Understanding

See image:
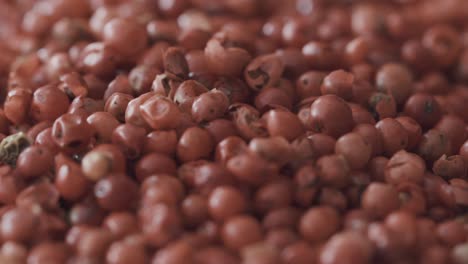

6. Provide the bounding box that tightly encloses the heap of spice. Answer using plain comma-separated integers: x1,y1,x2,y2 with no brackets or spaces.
0,0,467,263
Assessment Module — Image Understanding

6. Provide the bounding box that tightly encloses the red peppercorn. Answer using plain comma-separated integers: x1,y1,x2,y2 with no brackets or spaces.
135,153,177,182
174,80,209,112
55,154,91,201
254,87,293,112
28,242,71,264
4,88,32,125
181,194,209,227
124,92,154,129
435,115,467,151
433,155,467,180
82,144,126,181
204,119,239,144
375,118,409,157
375,63,413,105
215,136,248,164
16,146,53,179
263,109,304,141
254,179,293,214
76,228,114,259
205,37,251,77
192,90,230,123
335,132,372,169
103,18,147,58
368,92,397,120
140,95,181,130
163,47,189,79
208,186,247,221
94,174,139,211
317,155,351,189
177,127,214,162
353,124,383,156
404,93,443,129
129,65,160,96
422,24,461,68
230,104,268,140
302,41,340,70
214,76,251,104
86,112,120,144
222,215,263,250
143,130,178,156
309,95,354,138
418,129,452,163
321,70,354,100
30,85,70,122
281,241,318,264
68,96,104,118
249,136,292,166
299,206,340,243
385,150,426,185
0,207,38,243
104,74,133,101
244,54,284,91
436,220,466,247
103,212,139,239
361,183,400,218
296,71,326,100
104,92,133,122
111,124,146,159
140,203,182,247
77,43,118,78
349,103,376,125
106,236,148,264
227,152,279,186
319,231,373,264
51,113,94,152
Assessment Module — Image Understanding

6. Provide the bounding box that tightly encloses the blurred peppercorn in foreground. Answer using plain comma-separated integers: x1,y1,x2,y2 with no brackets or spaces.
0,0,467,263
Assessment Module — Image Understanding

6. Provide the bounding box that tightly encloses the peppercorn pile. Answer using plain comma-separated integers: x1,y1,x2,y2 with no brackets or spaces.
0,0,468,263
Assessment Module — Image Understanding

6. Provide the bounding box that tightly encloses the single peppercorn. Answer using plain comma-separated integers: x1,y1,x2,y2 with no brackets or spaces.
0,132,32,166
309,95,354,138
